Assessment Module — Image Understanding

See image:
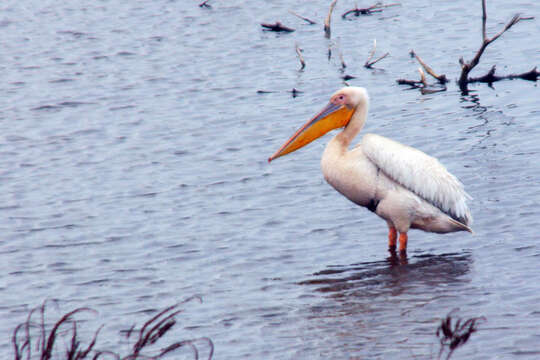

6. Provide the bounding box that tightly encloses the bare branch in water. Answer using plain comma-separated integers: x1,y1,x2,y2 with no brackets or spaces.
458,0,533,93
397,65,446,94
418,67,427,87
410,49,447,83
261,22,295,32
364,39,389,68
396,78,424,87
324,0,338,38
288,10,317,24
468,65,540,84
342,2,400,19
295,43,306,70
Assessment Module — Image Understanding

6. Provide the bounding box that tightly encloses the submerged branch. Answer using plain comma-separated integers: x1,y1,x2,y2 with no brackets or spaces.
342,2,400,19
397,66,446,94
468,65,540,84
261,22,295,32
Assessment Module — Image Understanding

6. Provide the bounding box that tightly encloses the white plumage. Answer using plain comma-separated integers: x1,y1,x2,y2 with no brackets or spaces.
269,86,473,253
361,133,472,225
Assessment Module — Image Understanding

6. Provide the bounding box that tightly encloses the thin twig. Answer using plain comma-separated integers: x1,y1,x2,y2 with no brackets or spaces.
481,0,487,41
366,53,389,68
365,39,377,65
295,43,306,70
288,10,317,24
342,2,400,19
418,67,427,87
364,39,389,68
410,50,447,83
324,0,338,38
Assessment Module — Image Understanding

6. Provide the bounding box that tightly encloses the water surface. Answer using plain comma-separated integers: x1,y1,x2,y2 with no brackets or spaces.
1,0,539,358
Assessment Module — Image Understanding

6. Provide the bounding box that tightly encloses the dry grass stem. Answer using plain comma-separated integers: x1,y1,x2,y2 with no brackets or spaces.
436,311,486,360
12,297,212,360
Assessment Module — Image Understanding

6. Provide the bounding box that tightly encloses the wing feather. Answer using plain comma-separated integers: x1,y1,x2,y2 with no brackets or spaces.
361,133,472,225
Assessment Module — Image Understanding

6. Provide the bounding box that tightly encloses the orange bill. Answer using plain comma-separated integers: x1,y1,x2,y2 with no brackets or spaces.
268,102,354,162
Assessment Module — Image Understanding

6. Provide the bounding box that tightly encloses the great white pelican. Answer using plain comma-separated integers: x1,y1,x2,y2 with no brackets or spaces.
268,87,472,253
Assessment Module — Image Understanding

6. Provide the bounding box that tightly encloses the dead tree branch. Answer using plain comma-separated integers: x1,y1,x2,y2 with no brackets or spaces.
396,78,424,87
342,2,400,19
410,50,447,83
324,0,338,38
397,66,447,94
458,0,532,93
261,22,295,32
468,65,540,84
396,69,427,89
364,39,389,68
288,10,317,24
295,43,306,70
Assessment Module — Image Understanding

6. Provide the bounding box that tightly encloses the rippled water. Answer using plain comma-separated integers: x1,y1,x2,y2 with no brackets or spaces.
1,0,539,358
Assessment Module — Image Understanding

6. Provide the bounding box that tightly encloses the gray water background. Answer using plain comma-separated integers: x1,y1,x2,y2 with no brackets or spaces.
1,0,539,358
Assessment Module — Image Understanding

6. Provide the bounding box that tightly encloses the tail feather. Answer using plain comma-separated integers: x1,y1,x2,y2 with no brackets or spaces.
449,217,474,234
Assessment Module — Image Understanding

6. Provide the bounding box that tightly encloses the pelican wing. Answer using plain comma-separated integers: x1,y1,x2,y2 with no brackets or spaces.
361,133,472,225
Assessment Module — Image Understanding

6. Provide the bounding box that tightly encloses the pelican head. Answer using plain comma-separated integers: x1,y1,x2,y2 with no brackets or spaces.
268,87,369,162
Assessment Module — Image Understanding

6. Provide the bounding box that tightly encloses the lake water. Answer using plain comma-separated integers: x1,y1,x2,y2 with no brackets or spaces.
1,0,539,359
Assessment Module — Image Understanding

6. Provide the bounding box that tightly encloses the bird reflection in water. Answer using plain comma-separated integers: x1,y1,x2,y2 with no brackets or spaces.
296,252,474,357
299,252,472,298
